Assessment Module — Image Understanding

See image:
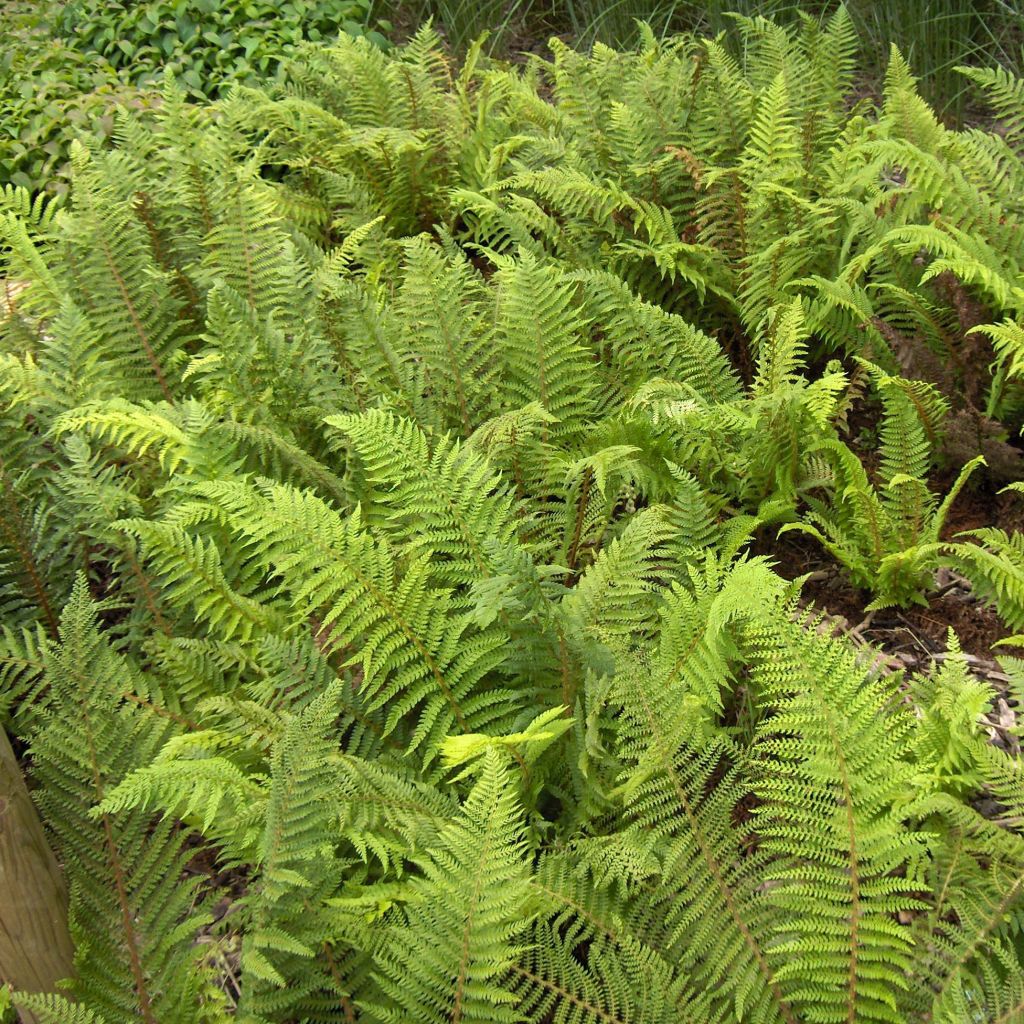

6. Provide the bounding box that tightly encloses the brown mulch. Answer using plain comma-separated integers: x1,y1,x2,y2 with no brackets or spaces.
762,512,1022,760
767,518,1020,657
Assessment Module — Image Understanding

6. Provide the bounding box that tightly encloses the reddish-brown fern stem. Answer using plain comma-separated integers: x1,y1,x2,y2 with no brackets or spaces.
0,457,59,637
565,466,594,582
95,233,173,402
321,940,358,1023
75,669,157,1024
133,191,203,325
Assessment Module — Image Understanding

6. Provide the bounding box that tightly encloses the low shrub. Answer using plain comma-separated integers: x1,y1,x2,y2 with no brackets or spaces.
55,0,390,97
0,0,390,194
0,3,154,194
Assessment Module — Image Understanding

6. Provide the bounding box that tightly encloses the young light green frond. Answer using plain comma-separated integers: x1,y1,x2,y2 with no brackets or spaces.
747,613,923,1024
196,479,519,763
698,39,755,160
54,399,238,480
94,730,265,860
742,71,802,189
909,636,994,799
876,374,937,526
0,211,62,320
369,747,531,1024
948,527,1024,632
0,183,62,229
753,298,809,395
326,409,520,584
972,319,1024,381
650,554,790,719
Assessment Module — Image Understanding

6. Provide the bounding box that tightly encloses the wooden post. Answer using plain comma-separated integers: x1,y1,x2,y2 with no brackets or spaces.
0,728,74,1020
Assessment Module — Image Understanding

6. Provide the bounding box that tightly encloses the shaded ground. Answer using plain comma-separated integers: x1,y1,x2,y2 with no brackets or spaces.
761,484,1023,760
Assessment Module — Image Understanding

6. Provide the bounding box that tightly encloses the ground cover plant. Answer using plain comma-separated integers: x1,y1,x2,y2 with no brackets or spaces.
54,0,390,96
0,0,385,195
1,10,1024,1023
0,1,143,194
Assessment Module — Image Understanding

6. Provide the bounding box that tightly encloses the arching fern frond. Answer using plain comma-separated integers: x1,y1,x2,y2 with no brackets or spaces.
325,410,520,585
28,578,212,1024
196,480,519,765
368,748,531,1024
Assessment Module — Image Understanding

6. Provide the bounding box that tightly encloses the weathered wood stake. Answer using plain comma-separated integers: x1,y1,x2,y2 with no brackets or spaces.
0,728,74,1022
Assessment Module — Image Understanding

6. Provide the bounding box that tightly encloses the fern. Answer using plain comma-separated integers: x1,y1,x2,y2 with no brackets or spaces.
234,685,356,1023
196,479,519,765
28,579,213,1024
782,366,983,607
746,612,924,1024
0,14,1023,1024
368,748,531,1024
947,527,1024,631
492,252,596,429
325,410,520,585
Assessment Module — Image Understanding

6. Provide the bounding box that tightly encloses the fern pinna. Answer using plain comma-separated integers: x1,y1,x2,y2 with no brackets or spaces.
1,11,1024,1024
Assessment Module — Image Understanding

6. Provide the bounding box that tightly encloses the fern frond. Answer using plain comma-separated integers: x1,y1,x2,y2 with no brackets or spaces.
747,612,924,1024
948,527,1024,632
562,506,672,657
957,64,1024,147
236,684,358,1022
325,410,519,585
369,748,530,1024
11,993,108,1024
391,236,496,433
29,578,212,1024
493,253,596,428
197,480,518,764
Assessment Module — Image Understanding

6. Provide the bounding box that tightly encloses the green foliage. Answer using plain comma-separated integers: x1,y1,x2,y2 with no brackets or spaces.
56,0,389,100
2,14,1024,1024
782,366,985,607
0,0,388,196
28,578,215,1023
402,0,1024,119
947,518,1024,632
0,4,148,195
